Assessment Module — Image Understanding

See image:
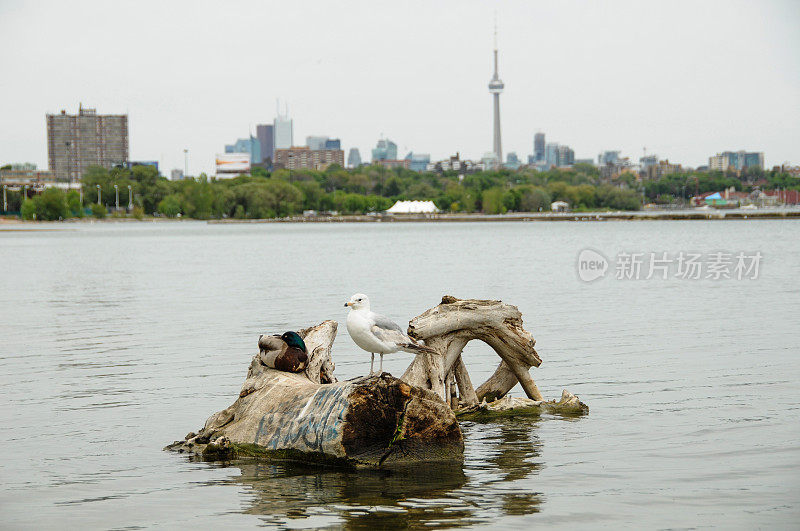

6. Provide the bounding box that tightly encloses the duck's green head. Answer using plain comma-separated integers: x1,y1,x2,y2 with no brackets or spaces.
281,331,307,352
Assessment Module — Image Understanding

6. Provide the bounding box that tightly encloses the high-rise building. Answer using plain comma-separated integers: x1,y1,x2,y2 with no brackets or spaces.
481,152,499,169
224,137,260,164
534,133,545,162
542,143,575,167
256,124,274,164
506,152,521,170
488,24,504,167
46,104,128,181
306,136,328,150
709,151,764,171
405,152,431,172
274,113,293,150
598,151,621,166
274,147,344,170
306,136,342,151
545,143,560,167
640,155,658,172
557,145,575,167
170,169,184,181
347,148,362,168
371,139,398,162
645,159,682,180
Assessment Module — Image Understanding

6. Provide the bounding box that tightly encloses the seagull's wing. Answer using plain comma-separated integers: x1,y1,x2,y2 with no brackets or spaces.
369,313,408,345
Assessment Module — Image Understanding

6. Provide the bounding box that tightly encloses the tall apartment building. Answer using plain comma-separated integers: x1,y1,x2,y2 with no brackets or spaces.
306,136,342,151
709,151,764,171
598,150,621,166
224,136,260,164
405,152,431,172
534,132,545,162
256,124,274,164
371,138,398,162
274,114,293,150
347,148,362,168
306,136,328,150
47,104,129,181
274,147,344,170
557,145,575,166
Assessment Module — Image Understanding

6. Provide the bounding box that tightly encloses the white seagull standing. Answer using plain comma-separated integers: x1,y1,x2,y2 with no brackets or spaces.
344,293,437,375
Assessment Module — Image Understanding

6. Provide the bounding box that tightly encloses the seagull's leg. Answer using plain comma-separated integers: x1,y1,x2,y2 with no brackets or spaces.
379,353,384,373
370,353,374,375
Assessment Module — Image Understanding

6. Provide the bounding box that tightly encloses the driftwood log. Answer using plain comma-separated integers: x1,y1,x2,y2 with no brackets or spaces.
166,296,586,467
166,321,463,467
457,390,589,420
402,296,545,404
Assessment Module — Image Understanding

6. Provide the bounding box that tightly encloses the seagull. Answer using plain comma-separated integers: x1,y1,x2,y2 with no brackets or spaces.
344,293,437,375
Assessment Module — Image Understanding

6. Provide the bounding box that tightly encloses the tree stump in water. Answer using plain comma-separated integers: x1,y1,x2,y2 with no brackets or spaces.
166,320,463,468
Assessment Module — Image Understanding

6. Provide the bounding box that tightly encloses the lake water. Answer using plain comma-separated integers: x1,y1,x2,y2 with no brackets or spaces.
1,220,798,529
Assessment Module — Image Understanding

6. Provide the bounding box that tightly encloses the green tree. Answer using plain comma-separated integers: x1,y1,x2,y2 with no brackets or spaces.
158,195,182,217
481,187,507,214
90,203,107,218
66,190,83,217
20,199,36,220
37,188,69,220
517,186,551,211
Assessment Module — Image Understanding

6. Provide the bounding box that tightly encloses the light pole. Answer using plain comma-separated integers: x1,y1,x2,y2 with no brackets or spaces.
97,184,101,205
23,185,27,202
114,184,119,211
184,149,189,179
65,141,71,181
127,185,132,210
3,185,6,212
80,186,83,205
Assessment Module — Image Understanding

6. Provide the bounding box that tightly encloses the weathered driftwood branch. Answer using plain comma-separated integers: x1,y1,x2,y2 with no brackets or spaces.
457,390,589,420
401,296,544,404
166,321,463,467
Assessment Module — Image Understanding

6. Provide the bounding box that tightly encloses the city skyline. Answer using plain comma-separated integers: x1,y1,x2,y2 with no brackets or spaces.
0,0,798,175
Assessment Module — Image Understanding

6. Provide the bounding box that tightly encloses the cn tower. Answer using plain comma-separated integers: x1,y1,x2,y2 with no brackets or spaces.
488,22,504,166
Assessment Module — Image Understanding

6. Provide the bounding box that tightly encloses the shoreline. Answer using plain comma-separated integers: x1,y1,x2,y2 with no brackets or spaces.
209,208,800,223
3,208,798,228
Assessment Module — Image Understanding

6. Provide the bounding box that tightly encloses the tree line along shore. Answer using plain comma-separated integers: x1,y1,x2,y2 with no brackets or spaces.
4,163,798,221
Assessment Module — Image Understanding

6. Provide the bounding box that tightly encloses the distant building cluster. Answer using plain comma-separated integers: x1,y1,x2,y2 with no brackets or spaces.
1,27,786,194
216,106,348,176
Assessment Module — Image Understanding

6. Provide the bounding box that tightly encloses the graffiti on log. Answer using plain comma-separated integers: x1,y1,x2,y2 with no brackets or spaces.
254,383,352,454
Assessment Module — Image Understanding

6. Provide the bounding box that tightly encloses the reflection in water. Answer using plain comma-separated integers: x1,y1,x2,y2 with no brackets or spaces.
225,416,552,529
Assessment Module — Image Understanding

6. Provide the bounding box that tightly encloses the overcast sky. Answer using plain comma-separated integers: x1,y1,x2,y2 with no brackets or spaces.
1,0,798,175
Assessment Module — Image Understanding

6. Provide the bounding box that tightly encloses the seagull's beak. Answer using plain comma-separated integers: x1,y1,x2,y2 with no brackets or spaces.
344,302,352,307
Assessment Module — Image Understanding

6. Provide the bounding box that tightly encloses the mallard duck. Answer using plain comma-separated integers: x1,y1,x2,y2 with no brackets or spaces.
257,331,308,372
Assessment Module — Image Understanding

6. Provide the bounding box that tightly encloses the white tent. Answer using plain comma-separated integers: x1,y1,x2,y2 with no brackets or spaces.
386,200,440,214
